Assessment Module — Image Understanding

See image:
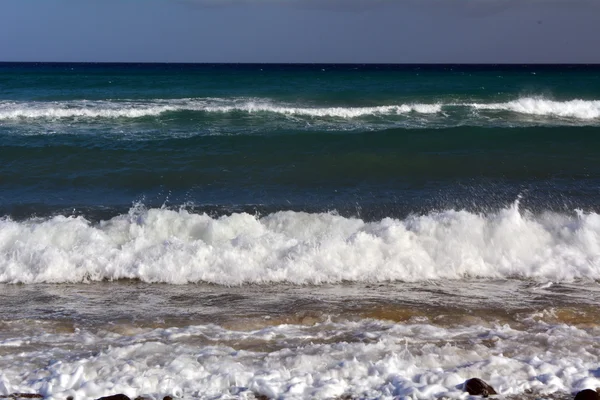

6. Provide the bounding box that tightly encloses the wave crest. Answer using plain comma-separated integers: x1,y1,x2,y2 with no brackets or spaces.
1,97,599,124
1,203,599,284
0,98,441,121
471,97,600,119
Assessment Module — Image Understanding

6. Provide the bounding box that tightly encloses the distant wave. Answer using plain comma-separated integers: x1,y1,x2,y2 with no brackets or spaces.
2,97,600,131
203,102,442,117
471,97,600,120
0,99,191,120
0,98,441,120
1,202,599,284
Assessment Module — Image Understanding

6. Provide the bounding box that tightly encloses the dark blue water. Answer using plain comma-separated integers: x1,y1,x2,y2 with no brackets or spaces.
2,63,600,220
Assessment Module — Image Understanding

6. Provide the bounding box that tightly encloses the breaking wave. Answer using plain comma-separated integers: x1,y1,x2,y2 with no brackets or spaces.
0,98,441,120
1,97,599,122
1,202,599,284
471,97,600,120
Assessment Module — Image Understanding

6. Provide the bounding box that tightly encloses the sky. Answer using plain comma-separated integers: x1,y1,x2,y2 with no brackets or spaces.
1,0,599,63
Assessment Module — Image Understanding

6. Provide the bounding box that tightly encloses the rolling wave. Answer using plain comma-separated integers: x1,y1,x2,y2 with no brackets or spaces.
1,97,599,123
471,97,600,120
0,98,441,120
1,202,599,284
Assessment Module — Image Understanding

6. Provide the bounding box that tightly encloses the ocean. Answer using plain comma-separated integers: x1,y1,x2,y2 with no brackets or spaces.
0,63,599,399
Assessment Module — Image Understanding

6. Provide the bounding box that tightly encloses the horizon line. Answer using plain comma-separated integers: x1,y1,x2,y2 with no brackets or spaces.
2,61,600,65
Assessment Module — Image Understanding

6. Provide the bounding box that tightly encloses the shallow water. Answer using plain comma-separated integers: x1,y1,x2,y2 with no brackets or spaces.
0,281,599,399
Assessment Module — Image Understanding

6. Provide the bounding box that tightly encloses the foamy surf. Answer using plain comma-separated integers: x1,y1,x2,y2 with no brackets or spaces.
471,97,600,120
1,97,599,123
1,202,599,284
0,317,598,399
0,98,441,121
203,102,442,117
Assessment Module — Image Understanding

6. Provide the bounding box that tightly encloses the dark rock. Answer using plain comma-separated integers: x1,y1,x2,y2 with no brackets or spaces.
163,397,174,400
574,389,600,400
254,395,270,400
0,394,43,399
67,397,74,400
464,378,497,397
96,395,131,400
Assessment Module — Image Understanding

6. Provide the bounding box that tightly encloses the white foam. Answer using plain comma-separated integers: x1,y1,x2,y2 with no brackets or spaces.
470,97,600,119
0,318,599,399
0,98,441,121
204,102,442,117
1,202,600,284
2,97,599,123
0,100,180,120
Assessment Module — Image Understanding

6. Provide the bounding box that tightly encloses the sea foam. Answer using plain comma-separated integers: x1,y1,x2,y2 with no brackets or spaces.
1,318,599,399
471,97,600,120
0,98,441,121
1,203,599,284
203,102,442,117
1,97,599,122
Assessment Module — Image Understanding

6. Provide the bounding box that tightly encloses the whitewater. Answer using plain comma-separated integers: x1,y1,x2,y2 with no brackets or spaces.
1,97,600,123
1,202,599,284
1,313,599,400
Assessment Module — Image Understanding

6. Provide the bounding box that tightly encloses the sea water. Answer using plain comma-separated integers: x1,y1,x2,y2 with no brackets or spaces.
1,63,600,399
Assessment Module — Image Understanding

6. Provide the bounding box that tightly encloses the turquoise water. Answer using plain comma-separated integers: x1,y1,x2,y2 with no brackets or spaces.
2,63,600,220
